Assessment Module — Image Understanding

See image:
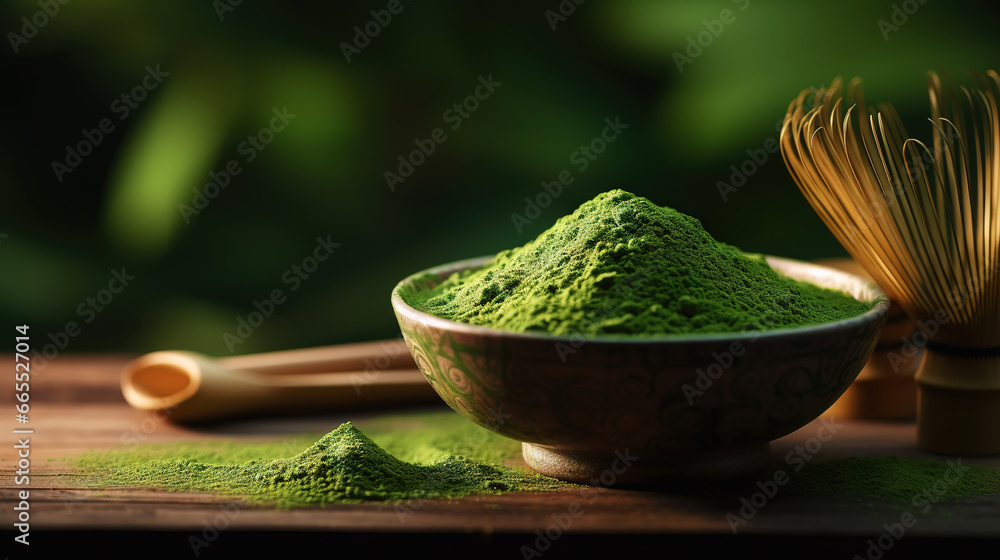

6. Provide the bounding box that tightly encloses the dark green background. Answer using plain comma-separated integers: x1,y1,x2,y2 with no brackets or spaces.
1,0,997,357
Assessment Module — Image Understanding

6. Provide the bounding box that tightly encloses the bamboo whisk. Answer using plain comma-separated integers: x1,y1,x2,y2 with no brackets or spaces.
780,72,1000,455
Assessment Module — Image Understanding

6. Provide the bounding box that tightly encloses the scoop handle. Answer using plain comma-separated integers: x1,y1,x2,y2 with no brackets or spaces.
167,368,439,423
217,338,415,375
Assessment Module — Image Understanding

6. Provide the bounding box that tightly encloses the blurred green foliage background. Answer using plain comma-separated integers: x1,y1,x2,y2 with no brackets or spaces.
1,0,998,357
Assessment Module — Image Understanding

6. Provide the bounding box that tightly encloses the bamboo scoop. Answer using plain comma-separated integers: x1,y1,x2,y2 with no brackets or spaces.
120,339,440,423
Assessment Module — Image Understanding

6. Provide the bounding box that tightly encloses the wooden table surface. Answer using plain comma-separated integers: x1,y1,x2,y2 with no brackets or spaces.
2,355,998,557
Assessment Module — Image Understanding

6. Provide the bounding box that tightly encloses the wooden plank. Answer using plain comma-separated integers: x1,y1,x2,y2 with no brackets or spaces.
8,353,132,402
1,355,998,542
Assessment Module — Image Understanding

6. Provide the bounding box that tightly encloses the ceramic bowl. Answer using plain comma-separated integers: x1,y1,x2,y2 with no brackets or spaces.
391,255,889,484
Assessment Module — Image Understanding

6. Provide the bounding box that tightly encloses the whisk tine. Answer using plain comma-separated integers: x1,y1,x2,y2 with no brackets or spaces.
780,72,1000,348
780,71,1000,455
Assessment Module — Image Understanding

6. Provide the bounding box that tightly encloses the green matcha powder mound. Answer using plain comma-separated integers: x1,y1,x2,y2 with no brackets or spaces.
403,190,873,336
81,422,564,508
75,420,1000,508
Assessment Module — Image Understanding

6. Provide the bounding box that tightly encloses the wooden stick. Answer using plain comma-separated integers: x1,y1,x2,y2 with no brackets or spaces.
120,340,435,423
217,338,415,375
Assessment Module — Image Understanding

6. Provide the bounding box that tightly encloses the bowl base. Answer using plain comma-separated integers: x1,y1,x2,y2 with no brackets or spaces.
522,442,770,485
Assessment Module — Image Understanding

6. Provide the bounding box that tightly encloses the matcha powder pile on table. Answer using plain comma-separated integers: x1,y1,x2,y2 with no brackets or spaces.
76,419,565,508
779,456,1000,504
402,190,874,336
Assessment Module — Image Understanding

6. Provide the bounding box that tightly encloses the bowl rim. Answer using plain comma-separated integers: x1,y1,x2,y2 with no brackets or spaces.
391,254,890,344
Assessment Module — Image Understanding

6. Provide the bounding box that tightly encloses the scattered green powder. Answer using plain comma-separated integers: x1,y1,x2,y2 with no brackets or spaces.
74,412,567,508
402,190,874,336
762,457,1000,505
74,414,1000,508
